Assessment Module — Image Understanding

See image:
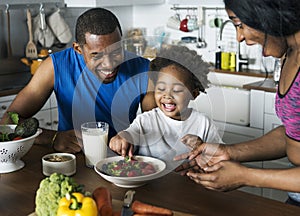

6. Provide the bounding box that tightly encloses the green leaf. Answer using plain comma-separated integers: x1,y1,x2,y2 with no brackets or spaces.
8,112,19,124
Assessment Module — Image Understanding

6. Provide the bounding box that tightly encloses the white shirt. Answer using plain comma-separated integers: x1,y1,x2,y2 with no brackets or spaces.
124,108,223,170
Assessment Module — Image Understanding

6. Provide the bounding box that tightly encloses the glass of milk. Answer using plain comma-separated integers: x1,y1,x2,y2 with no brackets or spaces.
81,122,109,168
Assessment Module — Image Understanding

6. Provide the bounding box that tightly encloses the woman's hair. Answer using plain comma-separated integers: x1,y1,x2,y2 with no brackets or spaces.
149,45,210,93
224,0,300,37
75,8,122,45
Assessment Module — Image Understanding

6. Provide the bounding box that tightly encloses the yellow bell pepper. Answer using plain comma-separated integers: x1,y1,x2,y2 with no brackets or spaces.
57,192,98,216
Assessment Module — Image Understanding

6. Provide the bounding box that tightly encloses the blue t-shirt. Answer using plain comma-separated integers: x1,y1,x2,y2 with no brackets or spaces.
51,48,150,138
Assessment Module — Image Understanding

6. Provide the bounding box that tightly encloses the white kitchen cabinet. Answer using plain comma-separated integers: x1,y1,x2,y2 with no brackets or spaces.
0,92,58,130
34,109,52,130
65,0,165,7
263,92,282,133
51,108,58,130
250,90,282,133
0,95,16,119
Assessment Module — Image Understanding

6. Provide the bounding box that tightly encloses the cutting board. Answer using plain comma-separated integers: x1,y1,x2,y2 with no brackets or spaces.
29,199,194,216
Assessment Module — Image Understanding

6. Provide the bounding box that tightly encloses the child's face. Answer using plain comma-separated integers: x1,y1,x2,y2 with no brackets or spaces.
154,65,196,121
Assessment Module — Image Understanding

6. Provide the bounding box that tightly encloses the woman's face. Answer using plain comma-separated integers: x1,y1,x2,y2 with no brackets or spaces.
226,9,287,58
73,28,124,83
154,65,196,121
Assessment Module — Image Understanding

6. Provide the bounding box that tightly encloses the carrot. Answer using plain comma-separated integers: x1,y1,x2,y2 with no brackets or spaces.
92,187,113,216
113,211,121,216
132,200,173,216
133,214,170,216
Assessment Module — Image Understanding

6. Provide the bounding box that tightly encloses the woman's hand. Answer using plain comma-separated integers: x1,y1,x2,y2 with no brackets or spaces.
53,130,82,153
186,160,248,192
109,131,134,157
174,142,230,173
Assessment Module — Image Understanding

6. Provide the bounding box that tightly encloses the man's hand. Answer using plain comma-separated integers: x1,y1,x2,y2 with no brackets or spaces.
53,130,82,153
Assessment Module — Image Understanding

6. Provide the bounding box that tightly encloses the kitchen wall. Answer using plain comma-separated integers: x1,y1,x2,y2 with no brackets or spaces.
0,5,134,59
132,2,275,72
0,1,274,73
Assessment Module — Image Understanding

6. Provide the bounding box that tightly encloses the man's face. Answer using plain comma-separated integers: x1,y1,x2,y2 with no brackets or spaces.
74,28,124,83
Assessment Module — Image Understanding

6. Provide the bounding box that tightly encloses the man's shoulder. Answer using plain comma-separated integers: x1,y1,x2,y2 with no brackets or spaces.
124,51,150,65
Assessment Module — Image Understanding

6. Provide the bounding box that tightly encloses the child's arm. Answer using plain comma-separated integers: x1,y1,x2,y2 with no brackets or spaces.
109,131,135,157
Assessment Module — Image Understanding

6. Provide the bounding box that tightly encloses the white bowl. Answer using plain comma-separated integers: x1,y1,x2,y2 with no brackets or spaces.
94,155,166,188
42,153,76,176
0,125,42,173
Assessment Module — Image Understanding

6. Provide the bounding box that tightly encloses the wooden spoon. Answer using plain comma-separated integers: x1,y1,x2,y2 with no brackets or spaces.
25,9,37,59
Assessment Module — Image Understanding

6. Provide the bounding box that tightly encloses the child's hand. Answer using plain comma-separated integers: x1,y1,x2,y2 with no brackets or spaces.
109,131,134,157
181,134,203,150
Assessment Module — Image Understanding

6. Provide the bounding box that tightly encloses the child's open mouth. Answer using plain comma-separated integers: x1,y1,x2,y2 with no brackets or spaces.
163,103,176,112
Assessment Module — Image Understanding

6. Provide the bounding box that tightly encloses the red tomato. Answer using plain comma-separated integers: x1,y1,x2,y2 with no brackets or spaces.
13,136,23,141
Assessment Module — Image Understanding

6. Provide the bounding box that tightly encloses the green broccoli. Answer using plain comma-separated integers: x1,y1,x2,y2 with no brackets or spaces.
35,173,84,216
7,111,19,124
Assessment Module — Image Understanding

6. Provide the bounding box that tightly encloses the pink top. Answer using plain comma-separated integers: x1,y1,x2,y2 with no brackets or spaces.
275,68,300,141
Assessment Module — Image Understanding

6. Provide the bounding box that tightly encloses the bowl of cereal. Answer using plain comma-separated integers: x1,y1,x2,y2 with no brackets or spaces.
42,153,76,176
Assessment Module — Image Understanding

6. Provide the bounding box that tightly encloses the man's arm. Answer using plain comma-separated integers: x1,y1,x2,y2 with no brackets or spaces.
141,79,156,112
0,57,56,146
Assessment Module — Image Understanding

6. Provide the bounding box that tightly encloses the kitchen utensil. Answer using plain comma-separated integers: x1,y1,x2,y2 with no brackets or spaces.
179,16,189,32
121,190,135,216
0,125,42,174
196,25,207,48
26,9,37,59
187,15,198,31
5,5,12,57
209,17,223,28
47,9,72,44
166,14,181,30
39,4,46,47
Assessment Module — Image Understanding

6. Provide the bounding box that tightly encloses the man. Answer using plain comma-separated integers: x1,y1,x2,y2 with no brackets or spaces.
0,8,155,153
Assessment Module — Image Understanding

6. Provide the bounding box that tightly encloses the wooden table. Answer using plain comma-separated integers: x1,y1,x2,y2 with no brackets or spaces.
1,145,300,216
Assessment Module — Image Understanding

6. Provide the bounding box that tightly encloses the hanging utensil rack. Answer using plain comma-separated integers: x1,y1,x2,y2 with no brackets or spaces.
170,5,224,11
0,1,65,11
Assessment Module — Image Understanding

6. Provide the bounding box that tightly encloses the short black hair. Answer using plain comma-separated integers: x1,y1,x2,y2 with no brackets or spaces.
75,8,122,45
224,0,300,37
149,45,210,93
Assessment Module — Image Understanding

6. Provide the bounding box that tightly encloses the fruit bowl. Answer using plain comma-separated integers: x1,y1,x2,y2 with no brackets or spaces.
0,125,42,173
94,156,166,188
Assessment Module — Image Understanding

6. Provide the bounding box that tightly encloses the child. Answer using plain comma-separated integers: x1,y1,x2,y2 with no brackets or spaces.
109,45,223,170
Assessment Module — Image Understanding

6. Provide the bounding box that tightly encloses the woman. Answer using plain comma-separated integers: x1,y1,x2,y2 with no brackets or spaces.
174,0,300,206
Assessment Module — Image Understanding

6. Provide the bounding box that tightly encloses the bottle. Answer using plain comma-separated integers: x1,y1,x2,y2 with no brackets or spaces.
215,50,222,69
229,52,236,71
221,52,230,70
273,58,281,84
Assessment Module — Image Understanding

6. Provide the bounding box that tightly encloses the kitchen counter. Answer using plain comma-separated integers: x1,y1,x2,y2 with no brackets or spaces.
1,144,300,215
213,68,273,78
243,78,277,93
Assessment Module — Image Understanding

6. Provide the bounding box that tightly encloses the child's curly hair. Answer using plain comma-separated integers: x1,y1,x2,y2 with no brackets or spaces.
149,45,210,93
